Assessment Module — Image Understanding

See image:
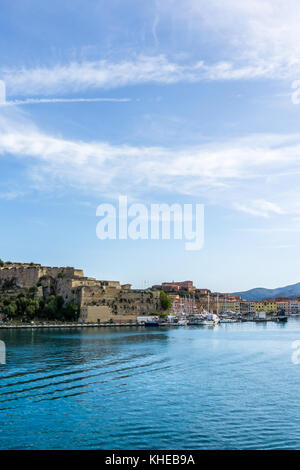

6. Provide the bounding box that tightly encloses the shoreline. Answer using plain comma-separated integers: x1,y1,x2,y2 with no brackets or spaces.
0,318,292,329
0,323,143,329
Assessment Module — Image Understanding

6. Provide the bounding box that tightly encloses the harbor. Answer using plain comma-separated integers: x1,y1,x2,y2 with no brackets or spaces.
0,313,289,329
139,290,289,327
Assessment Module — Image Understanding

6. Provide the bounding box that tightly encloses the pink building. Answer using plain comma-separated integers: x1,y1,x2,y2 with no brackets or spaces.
171,295,198,314
159,281,196,293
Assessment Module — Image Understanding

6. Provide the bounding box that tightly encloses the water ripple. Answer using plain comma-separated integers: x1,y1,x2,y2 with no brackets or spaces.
1,322,300,449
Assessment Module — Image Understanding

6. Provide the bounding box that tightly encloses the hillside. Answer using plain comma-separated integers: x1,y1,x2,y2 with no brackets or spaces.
232,282,300,301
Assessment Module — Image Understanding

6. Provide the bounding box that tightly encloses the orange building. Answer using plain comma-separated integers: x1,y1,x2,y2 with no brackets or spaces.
157,281,196,293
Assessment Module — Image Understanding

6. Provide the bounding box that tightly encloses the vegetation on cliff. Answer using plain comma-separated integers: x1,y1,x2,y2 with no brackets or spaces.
160,291,172,311
0,289,79,322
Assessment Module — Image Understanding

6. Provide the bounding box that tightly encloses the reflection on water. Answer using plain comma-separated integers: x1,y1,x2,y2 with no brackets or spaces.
0,321,300,449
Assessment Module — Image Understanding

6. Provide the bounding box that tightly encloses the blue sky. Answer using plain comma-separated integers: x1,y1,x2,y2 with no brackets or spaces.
1,0,300,291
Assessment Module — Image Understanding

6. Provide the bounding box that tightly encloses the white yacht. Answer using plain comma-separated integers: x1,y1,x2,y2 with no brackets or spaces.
220,318,238,323
200,312,220,325
199,293,220,325
177,318,188,326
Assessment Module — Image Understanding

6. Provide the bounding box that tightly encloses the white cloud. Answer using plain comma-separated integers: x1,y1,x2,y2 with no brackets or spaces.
1,55,297,98
2,97,131,106
1,1,299,98
1,113,300,217
157,0,300,73
0,190,25,200
234,200,285,218
271,245,296,249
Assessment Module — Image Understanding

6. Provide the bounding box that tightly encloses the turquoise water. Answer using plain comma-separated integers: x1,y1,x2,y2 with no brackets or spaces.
0,320,300,450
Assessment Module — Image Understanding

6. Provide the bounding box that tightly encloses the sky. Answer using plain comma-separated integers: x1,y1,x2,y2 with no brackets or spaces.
1,0,300,291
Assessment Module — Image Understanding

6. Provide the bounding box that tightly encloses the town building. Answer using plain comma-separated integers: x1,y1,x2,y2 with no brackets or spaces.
153,281,196,293
275,298,290,315
196,289,211,295
289,301,299,315
254,300,277,313
171,294,198,314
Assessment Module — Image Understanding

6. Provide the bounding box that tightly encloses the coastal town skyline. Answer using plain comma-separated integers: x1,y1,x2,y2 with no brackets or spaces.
0,259,298,323
2,257,300,306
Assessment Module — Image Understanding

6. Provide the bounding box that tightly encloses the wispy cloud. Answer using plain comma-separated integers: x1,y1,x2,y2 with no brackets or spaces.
1,113,300,217
0,190,25,200
1,55,296,97
236,228,300,232
156,0,300,77
1,97,131,106
271,244,297,249
1,1,299,99
234,200,285,218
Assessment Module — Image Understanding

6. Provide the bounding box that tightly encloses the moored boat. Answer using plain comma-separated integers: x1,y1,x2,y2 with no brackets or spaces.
188,312,220,326
144,321,160,327
176,319,188,326
220,318,238,323
276,315,288,323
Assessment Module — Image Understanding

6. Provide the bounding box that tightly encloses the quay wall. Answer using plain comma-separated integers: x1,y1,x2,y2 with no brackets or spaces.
80,306,137,323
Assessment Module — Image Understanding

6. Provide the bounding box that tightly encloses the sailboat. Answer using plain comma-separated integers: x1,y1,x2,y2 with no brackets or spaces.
197,293,220,326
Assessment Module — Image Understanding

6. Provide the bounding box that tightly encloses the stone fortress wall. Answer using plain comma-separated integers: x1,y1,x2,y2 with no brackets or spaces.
78,287,161,322
0,262,163,322
0,263,84,288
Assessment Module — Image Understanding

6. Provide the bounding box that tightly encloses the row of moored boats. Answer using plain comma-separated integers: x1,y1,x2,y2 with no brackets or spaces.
145,311,222,327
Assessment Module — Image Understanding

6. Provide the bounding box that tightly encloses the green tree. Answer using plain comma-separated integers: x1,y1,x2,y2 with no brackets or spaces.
25,303,35,320
56,295,64,310
25,299,40,320
29,286,38,297
16,296,29,315
42,296,59,319
63,301,79,321
3,303,17,318
42,295,65,320
160,291,172,311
